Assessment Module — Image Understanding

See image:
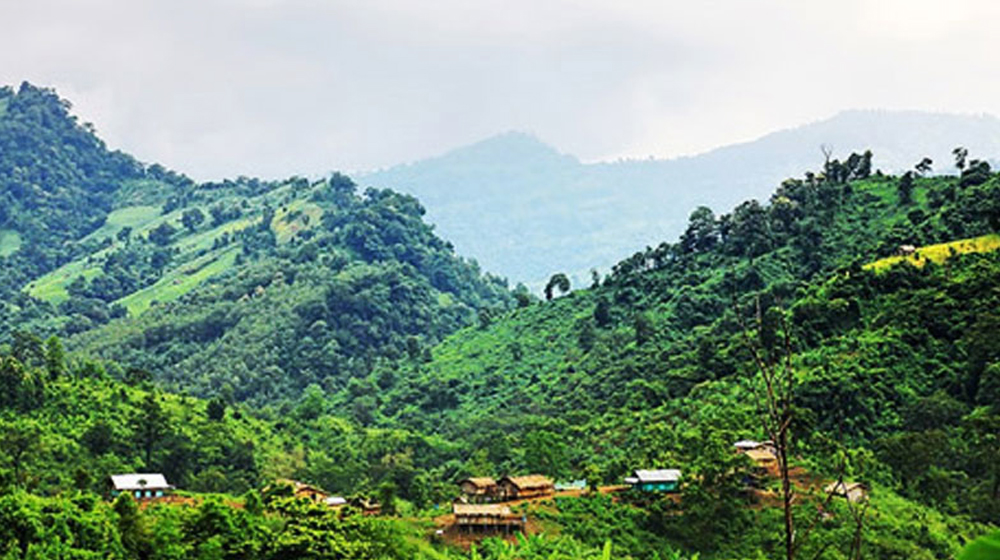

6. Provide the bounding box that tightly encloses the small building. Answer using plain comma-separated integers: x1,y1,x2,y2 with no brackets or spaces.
109,473,174,500
624,469,681,493
273,479,330,502
554,479,587,492
744,448,779,477
824,481,868,503
325,496,347,507
496,475,555,501
898,244,917,256
457,477,497,502
348,496,382,516
734,440,776,455
734,440,762,452
453,503,525,533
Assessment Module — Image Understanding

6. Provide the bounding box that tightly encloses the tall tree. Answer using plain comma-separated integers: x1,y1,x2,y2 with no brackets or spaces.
545,273,571,301
739,301,866,560
133,393,169,468
953,146,969,171
898,172,915,205
0,418,41,486
44,336,65,380
181,207,205,232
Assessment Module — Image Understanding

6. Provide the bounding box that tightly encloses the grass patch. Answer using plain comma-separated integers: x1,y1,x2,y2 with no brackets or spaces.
0,229,22,257
26,252,107,302
82,205,163,243
864,233,1000,272
273,199,323,244
116,247,239,316
174,217,255,254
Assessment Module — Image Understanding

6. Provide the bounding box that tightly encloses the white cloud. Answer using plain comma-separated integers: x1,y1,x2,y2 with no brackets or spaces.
1,0,999,180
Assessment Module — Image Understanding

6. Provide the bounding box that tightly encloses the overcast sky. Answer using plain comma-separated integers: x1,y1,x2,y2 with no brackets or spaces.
3,0,1000,181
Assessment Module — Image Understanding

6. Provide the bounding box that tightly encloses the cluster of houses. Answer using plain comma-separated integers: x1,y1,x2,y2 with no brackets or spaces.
107,442,867,532
457,475,556,503
453,475,557,532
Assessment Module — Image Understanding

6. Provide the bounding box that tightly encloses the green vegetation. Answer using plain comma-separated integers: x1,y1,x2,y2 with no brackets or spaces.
0,228,21,257
1,83,512,404
3,83,1000,558
116,246,239,315
865,232,1000,271
80,204,162,243
960,531,1000,560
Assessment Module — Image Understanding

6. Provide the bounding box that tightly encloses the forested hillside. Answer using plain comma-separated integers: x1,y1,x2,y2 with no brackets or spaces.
364,111,1000,287
0,83,512,403
2,82,1000,559
352,153,1000,555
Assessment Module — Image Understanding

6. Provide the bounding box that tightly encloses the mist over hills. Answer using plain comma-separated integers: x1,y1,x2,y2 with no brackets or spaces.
363,109,1000,288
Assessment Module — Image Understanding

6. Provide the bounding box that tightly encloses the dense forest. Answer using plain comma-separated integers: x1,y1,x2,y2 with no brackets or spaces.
1,83,1000,558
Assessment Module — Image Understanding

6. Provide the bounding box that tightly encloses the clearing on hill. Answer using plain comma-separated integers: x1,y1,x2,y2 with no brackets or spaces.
0,229,21,257
864,233,1000,272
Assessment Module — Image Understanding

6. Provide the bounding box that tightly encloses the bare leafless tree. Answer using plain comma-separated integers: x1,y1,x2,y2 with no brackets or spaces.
820,144,834,166
737,297,867,560
738,298,796,560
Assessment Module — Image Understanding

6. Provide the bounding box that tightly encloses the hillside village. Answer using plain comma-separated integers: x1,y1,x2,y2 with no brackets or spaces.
2,82,1000,559
103,436,871,549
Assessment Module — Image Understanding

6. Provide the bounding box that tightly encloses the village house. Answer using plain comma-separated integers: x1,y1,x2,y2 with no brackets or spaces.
453,503,525,534
554,479,587,492
824,481,869,503
109,473,174,500
734,440,780,477
744,448,779,477
271,478,330,502
733,440,776,454
624,469,681,493
325,496,347,507
348,496,382,516
457,477,498,503
496,475,555,501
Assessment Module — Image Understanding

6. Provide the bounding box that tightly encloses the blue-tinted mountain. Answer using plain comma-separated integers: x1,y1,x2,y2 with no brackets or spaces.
363,110,1000,288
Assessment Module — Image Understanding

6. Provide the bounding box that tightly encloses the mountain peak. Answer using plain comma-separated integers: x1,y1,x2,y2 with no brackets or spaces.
441,130,576,166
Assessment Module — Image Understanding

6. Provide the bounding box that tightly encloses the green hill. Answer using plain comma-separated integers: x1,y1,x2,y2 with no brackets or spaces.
0,83,513,404
3,83,1000,558
352,158,1000,554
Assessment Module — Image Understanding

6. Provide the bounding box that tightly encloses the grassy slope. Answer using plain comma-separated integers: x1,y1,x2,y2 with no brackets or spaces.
24,181,323,314
117,246,240,315
865,233,1000,272
0,229,22,257
79,204,162,243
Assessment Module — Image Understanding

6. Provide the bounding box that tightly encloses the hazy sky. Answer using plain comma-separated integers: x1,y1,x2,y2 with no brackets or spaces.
3,0,1000,180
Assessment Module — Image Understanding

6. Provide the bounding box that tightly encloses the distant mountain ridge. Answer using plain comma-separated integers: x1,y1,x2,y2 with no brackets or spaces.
362,109,1000,288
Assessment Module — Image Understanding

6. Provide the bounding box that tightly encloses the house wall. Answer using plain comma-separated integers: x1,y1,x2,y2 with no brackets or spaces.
112,488,169,499
638,481,678,492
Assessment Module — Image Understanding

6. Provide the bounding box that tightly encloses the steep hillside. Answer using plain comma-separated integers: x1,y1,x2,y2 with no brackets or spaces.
357,160,1000,538
3,82,1000,558
0,84,513,403
364,110,1000,287
3,157,997,559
